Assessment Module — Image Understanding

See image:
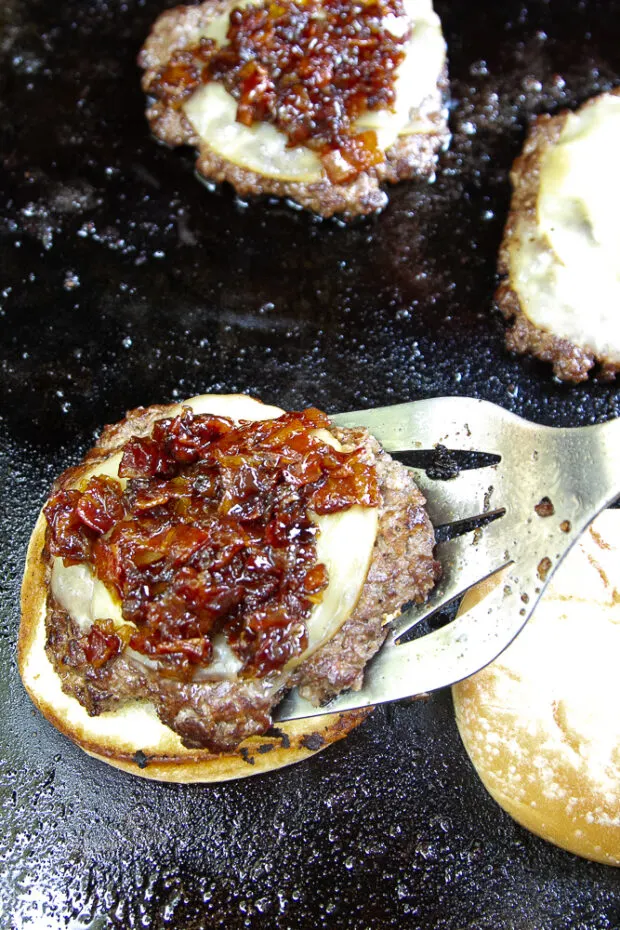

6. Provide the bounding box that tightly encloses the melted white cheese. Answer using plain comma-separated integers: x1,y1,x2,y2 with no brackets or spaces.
52,561,119,633
512,93,620,362
51,394,378,682
183,0,446,182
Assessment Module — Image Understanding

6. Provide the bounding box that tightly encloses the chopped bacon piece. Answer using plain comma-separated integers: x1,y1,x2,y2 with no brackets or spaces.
84,620,123,669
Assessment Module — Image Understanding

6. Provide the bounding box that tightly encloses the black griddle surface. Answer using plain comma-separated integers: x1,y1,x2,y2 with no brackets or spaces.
1,1,620,927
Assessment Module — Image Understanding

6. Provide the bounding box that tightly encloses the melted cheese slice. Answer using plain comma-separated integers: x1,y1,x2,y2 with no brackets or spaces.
51,394,378,681
183,0,446,182
512,93,620,362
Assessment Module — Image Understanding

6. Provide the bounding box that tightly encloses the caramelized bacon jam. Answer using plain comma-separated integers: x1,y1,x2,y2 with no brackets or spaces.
150,0,410,182
45,408,380,679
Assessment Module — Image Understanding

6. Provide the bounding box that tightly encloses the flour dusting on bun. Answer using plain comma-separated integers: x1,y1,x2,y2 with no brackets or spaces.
453,510,620,866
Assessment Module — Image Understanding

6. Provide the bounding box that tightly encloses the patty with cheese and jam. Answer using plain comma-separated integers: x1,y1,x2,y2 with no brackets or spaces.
497,90,620,382
19,395,439,781
138,0,449,218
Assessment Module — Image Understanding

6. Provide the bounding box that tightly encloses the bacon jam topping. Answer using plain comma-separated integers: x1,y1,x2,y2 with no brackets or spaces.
150,0,411,182
45,408,380,679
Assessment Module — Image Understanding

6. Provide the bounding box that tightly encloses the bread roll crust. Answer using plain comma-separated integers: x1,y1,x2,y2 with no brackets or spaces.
453,512,620,866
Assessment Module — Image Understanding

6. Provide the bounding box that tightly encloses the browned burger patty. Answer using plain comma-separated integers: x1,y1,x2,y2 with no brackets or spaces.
30,398,439,761
292,426,437,703
496,90,620,382
138,0,449,218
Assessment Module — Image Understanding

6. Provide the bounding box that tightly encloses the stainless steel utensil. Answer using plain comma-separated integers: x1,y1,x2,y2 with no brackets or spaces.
276,397,620,721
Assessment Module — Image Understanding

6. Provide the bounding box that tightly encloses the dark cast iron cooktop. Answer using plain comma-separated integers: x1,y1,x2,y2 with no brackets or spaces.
1,0,620,927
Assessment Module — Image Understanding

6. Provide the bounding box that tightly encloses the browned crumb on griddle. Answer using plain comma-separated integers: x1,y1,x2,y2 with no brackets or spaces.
138,0,449,218
495,94,620,383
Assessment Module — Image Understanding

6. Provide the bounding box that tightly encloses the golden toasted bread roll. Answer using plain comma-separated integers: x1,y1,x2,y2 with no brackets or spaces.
453,510,620,865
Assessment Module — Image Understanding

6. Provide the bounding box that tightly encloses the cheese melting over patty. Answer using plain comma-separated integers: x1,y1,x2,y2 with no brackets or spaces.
182,0,446,182
511,93,620,363
51,395,379,682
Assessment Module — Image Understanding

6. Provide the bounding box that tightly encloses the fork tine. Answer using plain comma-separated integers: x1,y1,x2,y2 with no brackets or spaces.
276,517,594,723
276,570,527,720
389,518,511,640
331,396,513,452
404,466,501,526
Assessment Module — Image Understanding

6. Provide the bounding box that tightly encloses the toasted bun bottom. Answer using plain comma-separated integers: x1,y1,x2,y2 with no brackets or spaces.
20,511,370,782
18,395,372,782
453,510,620,866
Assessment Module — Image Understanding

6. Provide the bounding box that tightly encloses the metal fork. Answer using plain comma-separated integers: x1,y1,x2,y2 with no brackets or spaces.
275,397,620,722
